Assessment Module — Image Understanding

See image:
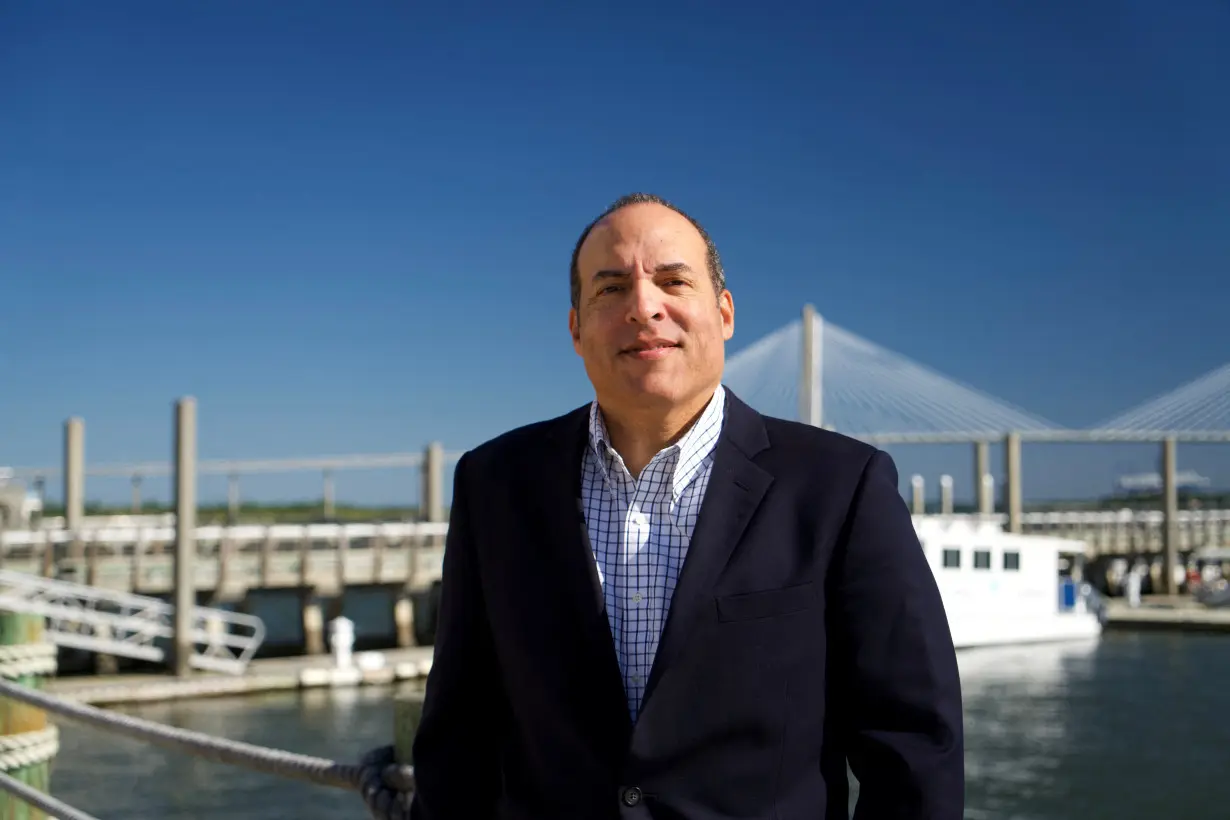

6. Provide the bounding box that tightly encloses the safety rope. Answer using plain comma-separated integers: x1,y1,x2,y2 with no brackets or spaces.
0,770,101,820
0,644,418,820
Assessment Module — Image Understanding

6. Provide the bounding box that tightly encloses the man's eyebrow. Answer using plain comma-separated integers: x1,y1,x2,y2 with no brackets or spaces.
590,262,693,282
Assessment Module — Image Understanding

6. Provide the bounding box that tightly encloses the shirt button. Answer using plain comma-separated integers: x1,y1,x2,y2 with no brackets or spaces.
621,786,642,806
631,592,642,603
630,512,648,528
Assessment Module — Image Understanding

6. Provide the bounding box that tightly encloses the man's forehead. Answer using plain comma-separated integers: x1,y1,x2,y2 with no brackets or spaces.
581,203,705,259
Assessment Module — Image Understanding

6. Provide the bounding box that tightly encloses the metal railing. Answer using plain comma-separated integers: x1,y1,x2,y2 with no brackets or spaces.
0,570,265,674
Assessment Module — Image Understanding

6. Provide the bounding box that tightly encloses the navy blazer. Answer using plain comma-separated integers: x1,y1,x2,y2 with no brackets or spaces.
410,390,964,820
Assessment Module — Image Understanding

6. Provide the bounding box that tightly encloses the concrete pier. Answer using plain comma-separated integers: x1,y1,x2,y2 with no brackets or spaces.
1104,595,1230,634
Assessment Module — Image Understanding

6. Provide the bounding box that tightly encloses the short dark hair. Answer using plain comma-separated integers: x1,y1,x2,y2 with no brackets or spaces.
569,192,726,310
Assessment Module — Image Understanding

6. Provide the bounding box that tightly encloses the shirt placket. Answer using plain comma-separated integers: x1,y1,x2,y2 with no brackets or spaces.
623,474,655,714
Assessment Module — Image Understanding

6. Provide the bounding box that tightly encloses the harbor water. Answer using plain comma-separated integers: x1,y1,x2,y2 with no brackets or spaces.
49,632,1229,819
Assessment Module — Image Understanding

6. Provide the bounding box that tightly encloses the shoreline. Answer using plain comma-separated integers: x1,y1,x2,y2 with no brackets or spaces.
1103,598,1230,634
45,646,433,706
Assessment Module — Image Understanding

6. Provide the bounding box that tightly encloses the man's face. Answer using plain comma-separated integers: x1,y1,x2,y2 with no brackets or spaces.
569,202,734,411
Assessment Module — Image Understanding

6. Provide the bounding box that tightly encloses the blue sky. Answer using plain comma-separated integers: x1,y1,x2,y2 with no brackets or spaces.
2,0,1227,507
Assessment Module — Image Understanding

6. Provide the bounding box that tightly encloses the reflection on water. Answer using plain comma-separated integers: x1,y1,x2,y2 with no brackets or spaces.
50,635,1227,819
958,634,1229,820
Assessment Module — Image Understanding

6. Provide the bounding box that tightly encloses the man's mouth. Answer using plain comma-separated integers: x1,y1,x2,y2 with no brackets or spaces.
621,339,681,360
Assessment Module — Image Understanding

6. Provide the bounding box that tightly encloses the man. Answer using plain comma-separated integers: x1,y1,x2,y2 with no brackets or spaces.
410,193,964,819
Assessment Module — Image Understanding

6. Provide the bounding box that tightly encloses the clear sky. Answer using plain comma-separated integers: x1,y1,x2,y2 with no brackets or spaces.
2,0,1227,507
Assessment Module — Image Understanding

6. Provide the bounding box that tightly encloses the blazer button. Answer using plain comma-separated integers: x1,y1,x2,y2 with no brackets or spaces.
621,786,642,806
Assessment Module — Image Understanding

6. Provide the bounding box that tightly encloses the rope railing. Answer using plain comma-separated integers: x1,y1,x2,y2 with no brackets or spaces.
0,615,418,820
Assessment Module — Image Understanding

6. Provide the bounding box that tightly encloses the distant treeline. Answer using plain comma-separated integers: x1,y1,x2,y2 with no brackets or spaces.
39,501,433,524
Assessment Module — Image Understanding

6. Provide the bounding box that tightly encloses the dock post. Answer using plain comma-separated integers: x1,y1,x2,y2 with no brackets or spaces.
939,475,953,515
301,586,325,656
63,418,85,532
173,397,198,678
322,470,335,521
421,443,445,526
399,442,446,648
1003,432,1022,533
227,474,240,524
974,441,993,515
1161,436,1179,595
910,475,925,515
130,475,143,514
0,611,59,819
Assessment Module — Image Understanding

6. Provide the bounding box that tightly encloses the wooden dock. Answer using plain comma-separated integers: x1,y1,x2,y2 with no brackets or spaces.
44,646,434,706
1104,595,1230,633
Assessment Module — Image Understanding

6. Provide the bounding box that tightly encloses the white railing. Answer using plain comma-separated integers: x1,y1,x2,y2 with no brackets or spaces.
917,509,1230,526
3,512,1226,546
0,569,265,674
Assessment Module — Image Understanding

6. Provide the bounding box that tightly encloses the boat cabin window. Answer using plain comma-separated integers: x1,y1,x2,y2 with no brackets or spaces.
973,549,991,570
1003,550,1021,571
942,548,961,568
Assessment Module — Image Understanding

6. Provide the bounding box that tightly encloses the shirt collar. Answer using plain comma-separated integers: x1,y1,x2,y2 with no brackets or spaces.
588,385,726,499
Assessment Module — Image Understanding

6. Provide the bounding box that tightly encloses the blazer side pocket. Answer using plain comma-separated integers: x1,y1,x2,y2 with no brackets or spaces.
715,582,815,623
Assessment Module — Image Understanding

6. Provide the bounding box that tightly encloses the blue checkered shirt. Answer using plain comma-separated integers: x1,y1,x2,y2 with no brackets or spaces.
581,385,726,719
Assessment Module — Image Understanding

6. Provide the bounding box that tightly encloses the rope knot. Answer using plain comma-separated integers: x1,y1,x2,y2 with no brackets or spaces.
358,745,415,820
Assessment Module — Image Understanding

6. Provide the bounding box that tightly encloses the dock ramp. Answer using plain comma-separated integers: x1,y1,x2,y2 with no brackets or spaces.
0,569,265,674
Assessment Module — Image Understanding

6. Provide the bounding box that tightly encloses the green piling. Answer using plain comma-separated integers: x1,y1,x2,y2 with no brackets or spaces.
0,611,57,820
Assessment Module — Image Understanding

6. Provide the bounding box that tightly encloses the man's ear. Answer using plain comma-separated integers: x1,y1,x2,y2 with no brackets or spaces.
569,308,582,354
719,289,735,341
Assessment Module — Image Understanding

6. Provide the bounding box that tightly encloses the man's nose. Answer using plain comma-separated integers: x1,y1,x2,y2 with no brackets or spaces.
625,279,664,324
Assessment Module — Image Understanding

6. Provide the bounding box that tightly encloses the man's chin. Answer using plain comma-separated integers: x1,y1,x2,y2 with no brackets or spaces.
618,372,686,402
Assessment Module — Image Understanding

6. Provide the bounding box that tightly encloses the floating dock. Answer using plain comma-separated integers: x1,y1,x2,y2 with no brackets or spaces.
44,646,433,705
1103,595,1230,633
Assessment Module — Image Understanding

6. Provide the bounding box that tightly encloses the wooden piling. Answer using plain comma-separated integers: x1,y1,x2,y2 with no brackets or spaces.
0,611,57,820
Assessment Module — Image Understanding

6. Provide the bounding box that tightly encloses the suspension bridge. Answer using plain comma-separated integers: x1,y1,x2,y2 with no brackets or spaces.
723,304,1230,442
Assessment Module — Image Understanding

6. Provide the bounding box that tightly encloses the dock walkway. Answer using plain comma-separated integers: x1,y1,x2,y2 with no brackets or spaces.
1104,595,1230,633
45,646,434,706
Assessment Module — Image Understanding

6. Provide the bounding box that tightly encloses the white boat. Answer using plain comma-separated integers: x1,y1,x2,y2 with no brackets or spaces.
914,515,1105,649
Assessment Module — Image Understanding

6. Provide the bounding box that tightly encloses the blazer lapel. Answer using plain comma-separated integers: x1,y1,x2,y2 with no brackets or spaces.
641,393,773,707
538,404,630,724
539,405,608,625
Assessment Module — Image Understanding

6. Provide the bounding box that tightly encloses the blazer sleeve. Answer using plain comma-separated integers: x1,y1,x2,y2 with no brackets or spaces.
411,452,508,820
834,449,965,819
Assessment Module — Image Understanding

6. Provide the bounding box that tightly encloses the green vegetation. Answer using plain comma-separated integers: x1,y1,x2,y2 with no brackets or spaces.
39,501,432,525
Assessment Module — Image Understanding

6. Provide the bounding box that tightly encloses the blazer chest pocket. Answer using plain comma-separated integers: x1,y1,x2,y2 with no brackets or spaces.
715,582,815,623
